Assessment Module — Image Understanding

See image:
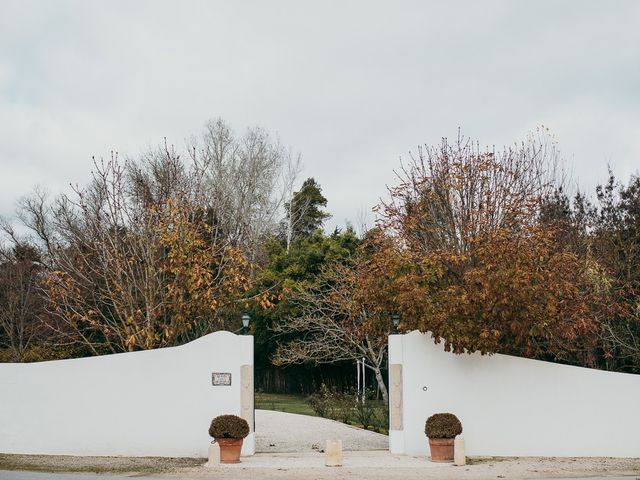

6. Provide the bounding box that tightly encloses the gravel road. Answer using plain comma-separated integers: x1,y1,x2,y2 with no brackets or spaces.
255,409,388,452
1,452,639,480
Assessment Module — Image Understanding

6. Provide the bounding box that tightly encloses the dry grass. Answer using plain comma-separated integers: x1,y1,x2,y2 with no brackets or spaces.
0,453,203,474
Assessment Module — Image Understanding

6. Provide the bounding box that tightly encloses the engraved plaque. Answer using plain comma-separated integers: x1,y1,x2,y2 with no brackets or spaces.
211,372,232,386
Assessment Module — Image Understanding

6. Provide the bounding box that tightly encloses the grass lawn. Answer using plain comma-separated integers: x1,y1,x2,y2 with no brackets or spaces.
255,392,317,417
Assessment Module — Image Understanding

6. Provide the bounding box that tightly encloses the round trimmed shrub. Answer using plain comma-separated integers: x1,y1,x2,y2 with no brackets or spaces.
425,413,462,439
209,414,250,439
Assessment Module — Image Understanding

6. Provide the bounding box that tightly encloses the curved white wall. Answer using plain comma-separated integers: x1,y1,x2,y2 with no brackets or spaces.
389,331,640,457
0,331,254,457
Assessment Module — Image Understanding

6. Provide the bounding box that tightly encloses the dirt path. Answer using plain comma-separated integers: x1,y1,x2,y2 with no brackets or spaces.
255,409,388,452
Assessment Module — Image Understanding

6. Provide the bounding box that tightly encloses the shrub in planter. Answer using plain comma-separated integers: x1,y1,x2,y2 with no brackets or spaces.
424,413,462,462
209,414,250,464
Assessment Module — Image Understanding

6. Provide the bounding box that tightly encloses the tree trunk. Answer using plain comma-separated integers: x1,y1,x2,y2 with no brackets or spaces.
372,365,389,404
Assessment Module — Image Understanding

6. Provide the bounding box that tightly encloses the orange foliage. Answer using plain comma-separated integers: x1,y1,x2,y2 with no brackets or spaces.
406,225,604,362
43,198,251,353
378,132,606,363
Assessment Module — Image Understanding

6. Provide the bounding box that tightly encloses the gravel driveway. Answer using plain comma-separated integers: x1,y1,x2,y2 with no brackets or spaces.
255,409,388,453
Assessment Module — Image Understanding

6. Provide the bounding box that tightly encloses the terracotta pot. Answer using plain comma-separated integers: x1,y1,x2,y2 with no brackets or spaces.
428,437,455,462
216,437,244,463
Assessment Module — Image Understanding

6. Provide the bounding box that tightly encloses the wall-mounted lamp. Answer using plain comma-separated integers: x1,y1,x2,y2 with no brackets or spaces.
241,313,251,335
392,313,401,334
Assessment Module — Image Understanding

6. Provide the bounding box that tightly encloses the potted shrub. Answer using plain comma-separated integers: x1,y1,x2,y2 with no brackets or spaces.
209,414,250,463
424,412,462,462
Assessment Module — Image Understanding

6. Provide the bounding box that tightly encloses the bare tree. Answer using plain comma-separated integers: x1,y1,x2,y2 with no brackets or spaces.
601,315,640,368
190,118,297,264
379,127,563,257
272,259,390,403
282,153,304,252
19,152,249,354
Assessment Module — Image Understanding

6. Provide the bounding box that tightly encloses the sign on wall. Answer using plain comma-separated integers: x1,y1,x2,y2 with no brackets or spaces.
212,372,232,386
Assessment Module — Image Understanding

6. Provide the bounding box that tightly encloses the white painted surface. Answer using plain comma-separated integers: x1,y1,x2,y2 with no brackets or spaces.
389,331,640,457
0,331,254,457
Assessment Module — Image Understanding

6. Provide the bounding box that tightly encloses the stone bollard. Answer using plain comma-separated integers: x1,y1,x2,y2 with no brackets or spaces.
206,441,220,468
454,437,466,466
325,439,343,467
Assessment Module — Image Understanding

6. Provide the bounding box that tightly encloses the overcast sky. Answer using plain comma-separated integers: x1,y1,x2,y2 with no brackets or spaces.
1,0,639,232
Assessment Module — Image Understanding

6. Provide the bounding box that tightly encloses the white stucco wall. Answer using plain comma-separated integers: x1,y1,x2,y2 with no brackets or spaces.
389,331,640,457
0,331,254,457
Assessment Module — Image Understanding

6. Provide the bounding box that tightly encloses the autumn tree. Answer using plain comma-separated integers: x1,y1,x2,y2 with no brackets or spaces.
1,118,308,359
23,154,250,354
0,240,45,361
541,172,640,372
591,173,640,371
380,129,560,255
379,130,605,362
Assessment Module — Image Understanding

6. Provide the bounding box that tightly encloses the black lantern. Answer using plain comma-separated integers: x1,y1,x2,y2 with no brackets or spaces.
241,313,251,335
391,313,401,334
